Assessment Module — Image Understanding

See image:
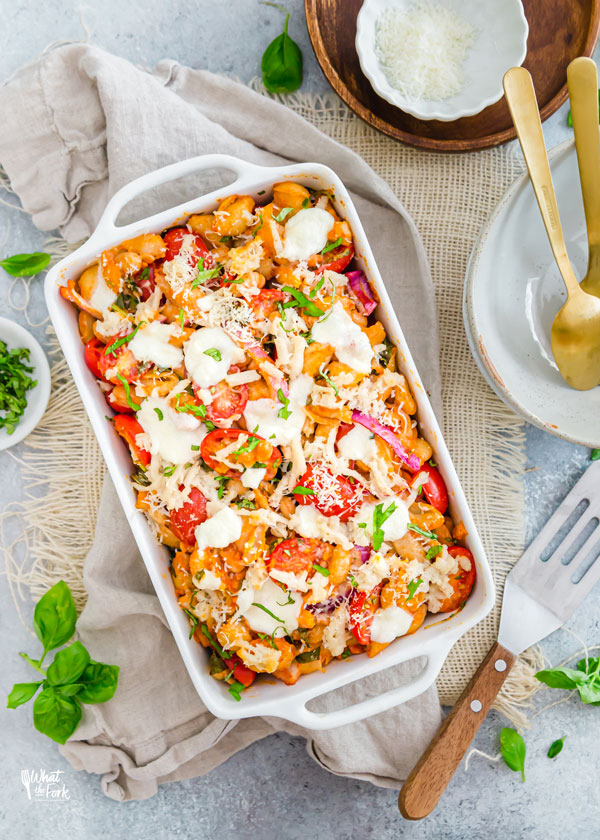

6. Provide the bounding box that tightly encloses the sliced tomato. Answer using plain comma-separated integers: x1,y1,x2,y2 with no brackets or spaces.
268,537,327,576
295,463,365,522
224,656,256,687
249,289,284,319
169,487,208,546
134,263,157,301
349,583,382,645
97,335,140,384
415,463,448,515
200,428,282,479
319,243,355,274
114,415,150,467
192,374,248,424
335,422,353,444
106,385,134,414
436,547,476,613
84,338,106,380
163,227,213,268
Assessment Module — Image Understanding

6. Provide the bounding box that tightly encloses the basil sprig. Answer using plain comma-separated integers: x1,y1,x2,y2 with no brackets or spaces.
0,252,51,277
6,581,119,744
536,656,600,704
500,727,526,782
261,4,303,94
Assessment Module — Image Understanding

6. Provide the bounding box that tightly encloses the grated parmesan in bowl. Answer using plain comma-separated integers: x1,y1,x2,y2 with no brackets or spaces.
355,0,528,121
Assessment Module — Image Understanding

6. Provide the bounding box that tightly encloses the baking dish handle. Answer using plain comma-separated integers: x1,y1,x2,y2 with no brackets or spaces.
278,644,452,731
90,154,273,239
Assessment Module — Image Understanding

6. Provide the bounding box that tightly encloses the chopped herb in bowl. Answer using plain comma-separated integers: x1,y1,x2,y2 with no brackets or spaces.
0,340,37,434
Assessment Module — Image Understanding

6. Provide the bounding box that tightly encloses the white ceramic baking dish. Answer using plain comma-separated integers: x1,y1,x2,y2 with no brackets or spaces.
45,154,494,729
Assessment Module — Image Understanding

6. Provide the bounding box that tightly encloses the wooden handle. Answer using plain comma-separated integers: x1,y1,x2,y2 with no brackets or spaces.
398,641,517,820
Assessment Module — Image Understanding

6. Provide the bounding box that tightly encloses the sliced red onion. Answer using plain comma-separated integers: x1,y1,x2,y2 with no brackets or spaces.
346,270,378,315
353,545,371,564
352,410,421,472
306,582,352,614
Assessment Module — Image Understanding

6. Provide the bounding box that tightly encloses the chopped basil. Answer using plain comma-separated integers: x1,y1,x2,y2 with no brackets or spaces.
203,348,222,362
309,276,325,299
234,435,261,458
301,197,310,209
115,375,141,411
153,407,164,421
426,544,443,561
251,603,285,624
281,285,324,317
130,468,151,486
183,609,199,639
406,577,423,601
274,207,293,223
179,309,185,329
277,388,292,419
296,647,320,663
252,212,264,239
235,498,256,510
341,648,352,658
318,364,339,396
321,236,342,255
408,523,438,541
163,464,177,477
228,680,246,702
191,444,200,450
292,485,315,495
312,563,329,577
104,322,143,355
372,501,396,551
191,258,222,288
215,475,229,499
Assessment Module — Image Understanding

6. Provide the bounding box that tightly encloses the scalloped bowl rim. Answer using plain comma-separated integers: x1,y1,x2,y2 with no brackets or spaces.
355,0,529,121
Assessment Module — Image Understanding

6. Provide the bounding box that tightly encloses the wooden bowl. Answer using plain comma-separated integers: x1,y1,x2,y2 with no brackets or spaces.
305,0,600,151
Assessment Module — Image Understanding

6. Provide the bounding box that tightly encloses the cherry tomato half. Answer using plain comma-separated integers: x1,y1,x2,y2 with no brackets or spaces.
200,428,282,479
296,463,365,522
318,242,355,274
163,227,213,268
192,375,248,425
349,583,382,645
224,656,256,687
97,336,139,384
169,487,208,547
114,415,151,467
268,537,327,576
415,463,448,515
84,338,106,380
249,289,284,320
436,547,476,613
106,385,134,414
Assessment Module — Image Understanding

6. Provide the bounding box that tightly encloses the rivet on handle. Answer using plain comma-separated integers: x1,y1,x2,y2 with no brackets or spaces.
495,659,507,672
470,699,483,713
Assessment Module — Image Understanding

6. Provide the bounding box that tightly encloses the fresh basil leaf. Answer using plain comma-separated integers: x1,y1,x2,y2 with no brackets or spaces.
274,207,293,223
0,252,51,277
591,448,600,461
577,656,600,673
7,681,42,709
46,641,90,686
500,727,526,782
54,683,84,697
261,6,303,94
32,688,82,744
77,661,120,704
33,580,77,654
535,667,588,690
547,737,566,758
577,680,600,705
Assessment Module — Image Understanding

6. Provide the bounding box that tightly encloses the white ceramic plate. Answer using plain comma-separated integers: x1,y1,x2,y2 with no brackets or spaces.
355,0,528,121
0,317,50,450
465,139,600,447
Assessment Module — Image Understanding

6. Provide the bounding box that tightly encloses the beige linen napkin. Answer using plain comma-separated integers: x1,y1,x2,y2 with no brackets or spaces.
0,44,443,800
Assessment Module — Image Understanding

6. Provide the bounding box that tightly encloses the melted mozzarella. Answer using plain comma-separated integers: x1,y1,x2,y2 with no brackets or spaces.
337,423,378,464
196,569,223,591
242,374,312,446
90,265,117,311
287,504,352,549
353,495,410,544
370,606,414,643
129,322,183,369
241,467,267,489
137,395,208,463
269,568,310,592
184,326,246,388
311,302,374,374
239,577,302,636
277,208,334,262
195,506,242,550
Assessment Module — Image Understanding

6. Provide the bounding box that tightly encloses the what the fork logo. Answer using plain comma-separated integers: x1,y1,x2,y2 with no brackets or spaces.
20,769,70,801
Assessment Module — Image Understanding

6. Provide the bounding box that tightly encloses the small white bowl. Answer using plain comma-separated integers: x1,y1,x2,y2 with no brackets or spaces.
0,318,50,450
355,0,529,121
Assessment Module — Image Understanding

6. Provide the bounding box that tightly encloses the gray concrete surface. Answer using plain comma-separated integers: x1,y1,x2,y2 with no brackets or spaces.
0,2,598,838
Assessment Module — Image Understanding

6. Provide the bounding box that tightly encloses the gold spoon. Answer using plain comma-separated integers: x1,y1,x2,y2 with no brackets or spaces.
503,66,600,391
567,56,600,297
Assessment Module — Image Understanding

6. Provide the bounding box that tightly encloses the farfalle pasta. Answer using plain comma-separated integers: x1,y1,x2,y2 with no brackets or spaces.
62,181,476,699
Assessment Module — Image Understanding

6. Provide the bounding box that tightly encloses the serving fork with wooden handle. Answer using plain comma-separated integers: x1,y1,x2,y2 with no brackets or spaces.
398,461,600,819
